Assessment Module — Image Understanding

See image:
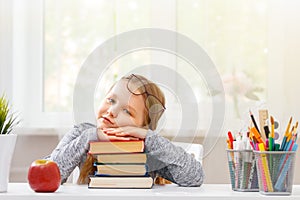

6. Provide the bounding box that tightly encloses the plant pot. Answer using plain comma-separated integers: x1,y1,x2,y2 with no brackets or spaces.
0,134,17,192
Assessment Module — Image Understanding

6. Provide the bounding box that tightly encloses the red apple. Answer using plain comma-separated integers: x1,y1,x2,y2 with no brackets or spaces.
27,159,61,192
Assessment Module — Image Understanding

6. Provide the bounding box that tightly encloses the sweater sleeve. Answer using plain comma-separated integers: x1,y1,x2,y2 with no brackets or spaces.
145,130,205,187
44,123,98,184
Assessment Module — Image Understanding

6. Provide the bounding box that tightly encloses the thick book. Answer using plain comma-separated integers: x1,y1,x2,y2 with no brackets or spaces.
95,164,147,176
89,176,153,189
96,153,147,164
89,140,144,154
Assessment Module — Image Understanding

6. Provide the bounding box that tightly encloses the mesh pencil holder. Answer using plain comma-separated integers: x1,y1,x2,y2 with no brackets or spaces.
226,149,259,191
253,151,296,195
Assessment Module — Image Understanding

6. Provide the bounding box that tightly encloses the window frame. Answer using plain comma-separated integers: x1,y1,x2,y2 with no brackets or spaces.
12,0,72,128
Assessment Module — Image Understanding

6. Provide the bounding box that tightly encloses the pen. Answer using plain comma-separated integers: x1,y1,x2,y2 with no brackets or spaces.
249,110,260,134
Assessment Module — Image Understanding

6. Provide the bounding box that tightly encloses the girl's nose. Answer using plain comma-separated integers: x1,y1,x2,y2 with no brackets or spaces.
107,106,118,118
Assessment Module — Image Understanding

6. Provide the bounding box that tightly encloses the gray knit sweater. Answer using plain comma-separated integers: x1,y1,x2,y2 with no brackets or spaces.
45,123,204,187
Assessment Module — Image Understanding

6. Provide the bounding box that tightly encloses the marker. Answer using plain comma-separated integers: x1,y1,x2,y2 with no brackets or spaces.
269,138,274,151
228,131,234,149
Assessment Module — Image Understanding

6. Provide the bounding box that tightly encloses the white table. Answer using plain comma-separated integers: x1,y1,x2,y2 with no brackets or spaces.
1,183,300,200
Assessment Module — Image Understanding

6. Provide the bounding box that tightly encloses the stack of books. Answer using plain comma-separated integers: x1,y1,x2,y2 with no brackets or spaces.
88,140,153,189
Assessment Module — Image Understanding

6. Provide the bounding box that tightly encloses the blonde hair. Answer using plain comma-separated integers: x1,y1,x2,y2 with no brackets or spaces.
77,74,165,184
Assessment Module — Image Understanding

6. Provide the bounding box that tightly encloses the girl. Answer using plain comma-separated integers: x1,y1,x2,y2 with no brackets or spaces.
45,74,204,187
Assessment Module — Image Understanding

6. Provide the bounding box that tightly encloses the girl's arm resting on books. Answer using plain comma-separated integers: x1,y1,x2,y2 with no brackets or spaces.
145,130,205,187
44,123,97,184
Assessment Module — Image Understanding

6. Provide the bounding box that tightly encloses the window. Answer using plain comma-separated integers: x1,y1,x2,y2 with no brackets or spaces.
42,0,267,130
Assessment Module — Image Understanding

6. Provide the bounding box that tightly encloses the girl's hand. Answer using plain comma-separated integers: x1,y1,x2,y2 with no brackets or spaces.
103,126,148,140
97,127,144,141
96,128,110,141
96,119,135,141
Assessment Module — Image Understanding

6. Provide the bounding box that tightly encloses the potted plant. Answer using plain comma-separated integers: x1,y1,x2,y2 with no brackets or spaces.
0,94,19,192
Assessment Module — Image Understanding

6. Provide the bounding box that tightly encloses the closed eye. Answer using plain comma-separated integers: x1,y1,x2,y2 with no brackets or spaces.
123,109,132,116
106,98,116,104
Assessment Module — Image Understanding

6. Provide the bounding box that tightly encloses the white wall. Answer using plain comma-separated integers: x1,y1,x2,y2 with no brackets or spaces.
267,0,300,123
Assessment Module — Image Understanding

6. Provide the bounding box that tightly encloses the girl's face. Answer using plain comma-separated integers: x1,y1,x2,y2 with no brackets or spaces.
97,80,146,129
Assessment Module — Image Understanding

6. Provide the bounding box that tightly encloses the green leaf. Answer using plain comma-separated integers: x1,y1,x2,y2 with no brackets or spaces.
0,94,19,134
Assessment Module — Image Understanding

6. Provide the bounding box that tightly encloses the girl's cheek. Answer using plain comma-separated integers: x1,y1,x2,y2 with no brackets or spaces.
115,114,136,127
98,104,109,117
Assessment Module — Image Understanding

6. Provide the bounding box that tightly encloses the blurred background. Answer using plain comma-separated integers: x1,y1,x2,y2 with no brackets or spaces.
1,0,300,184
